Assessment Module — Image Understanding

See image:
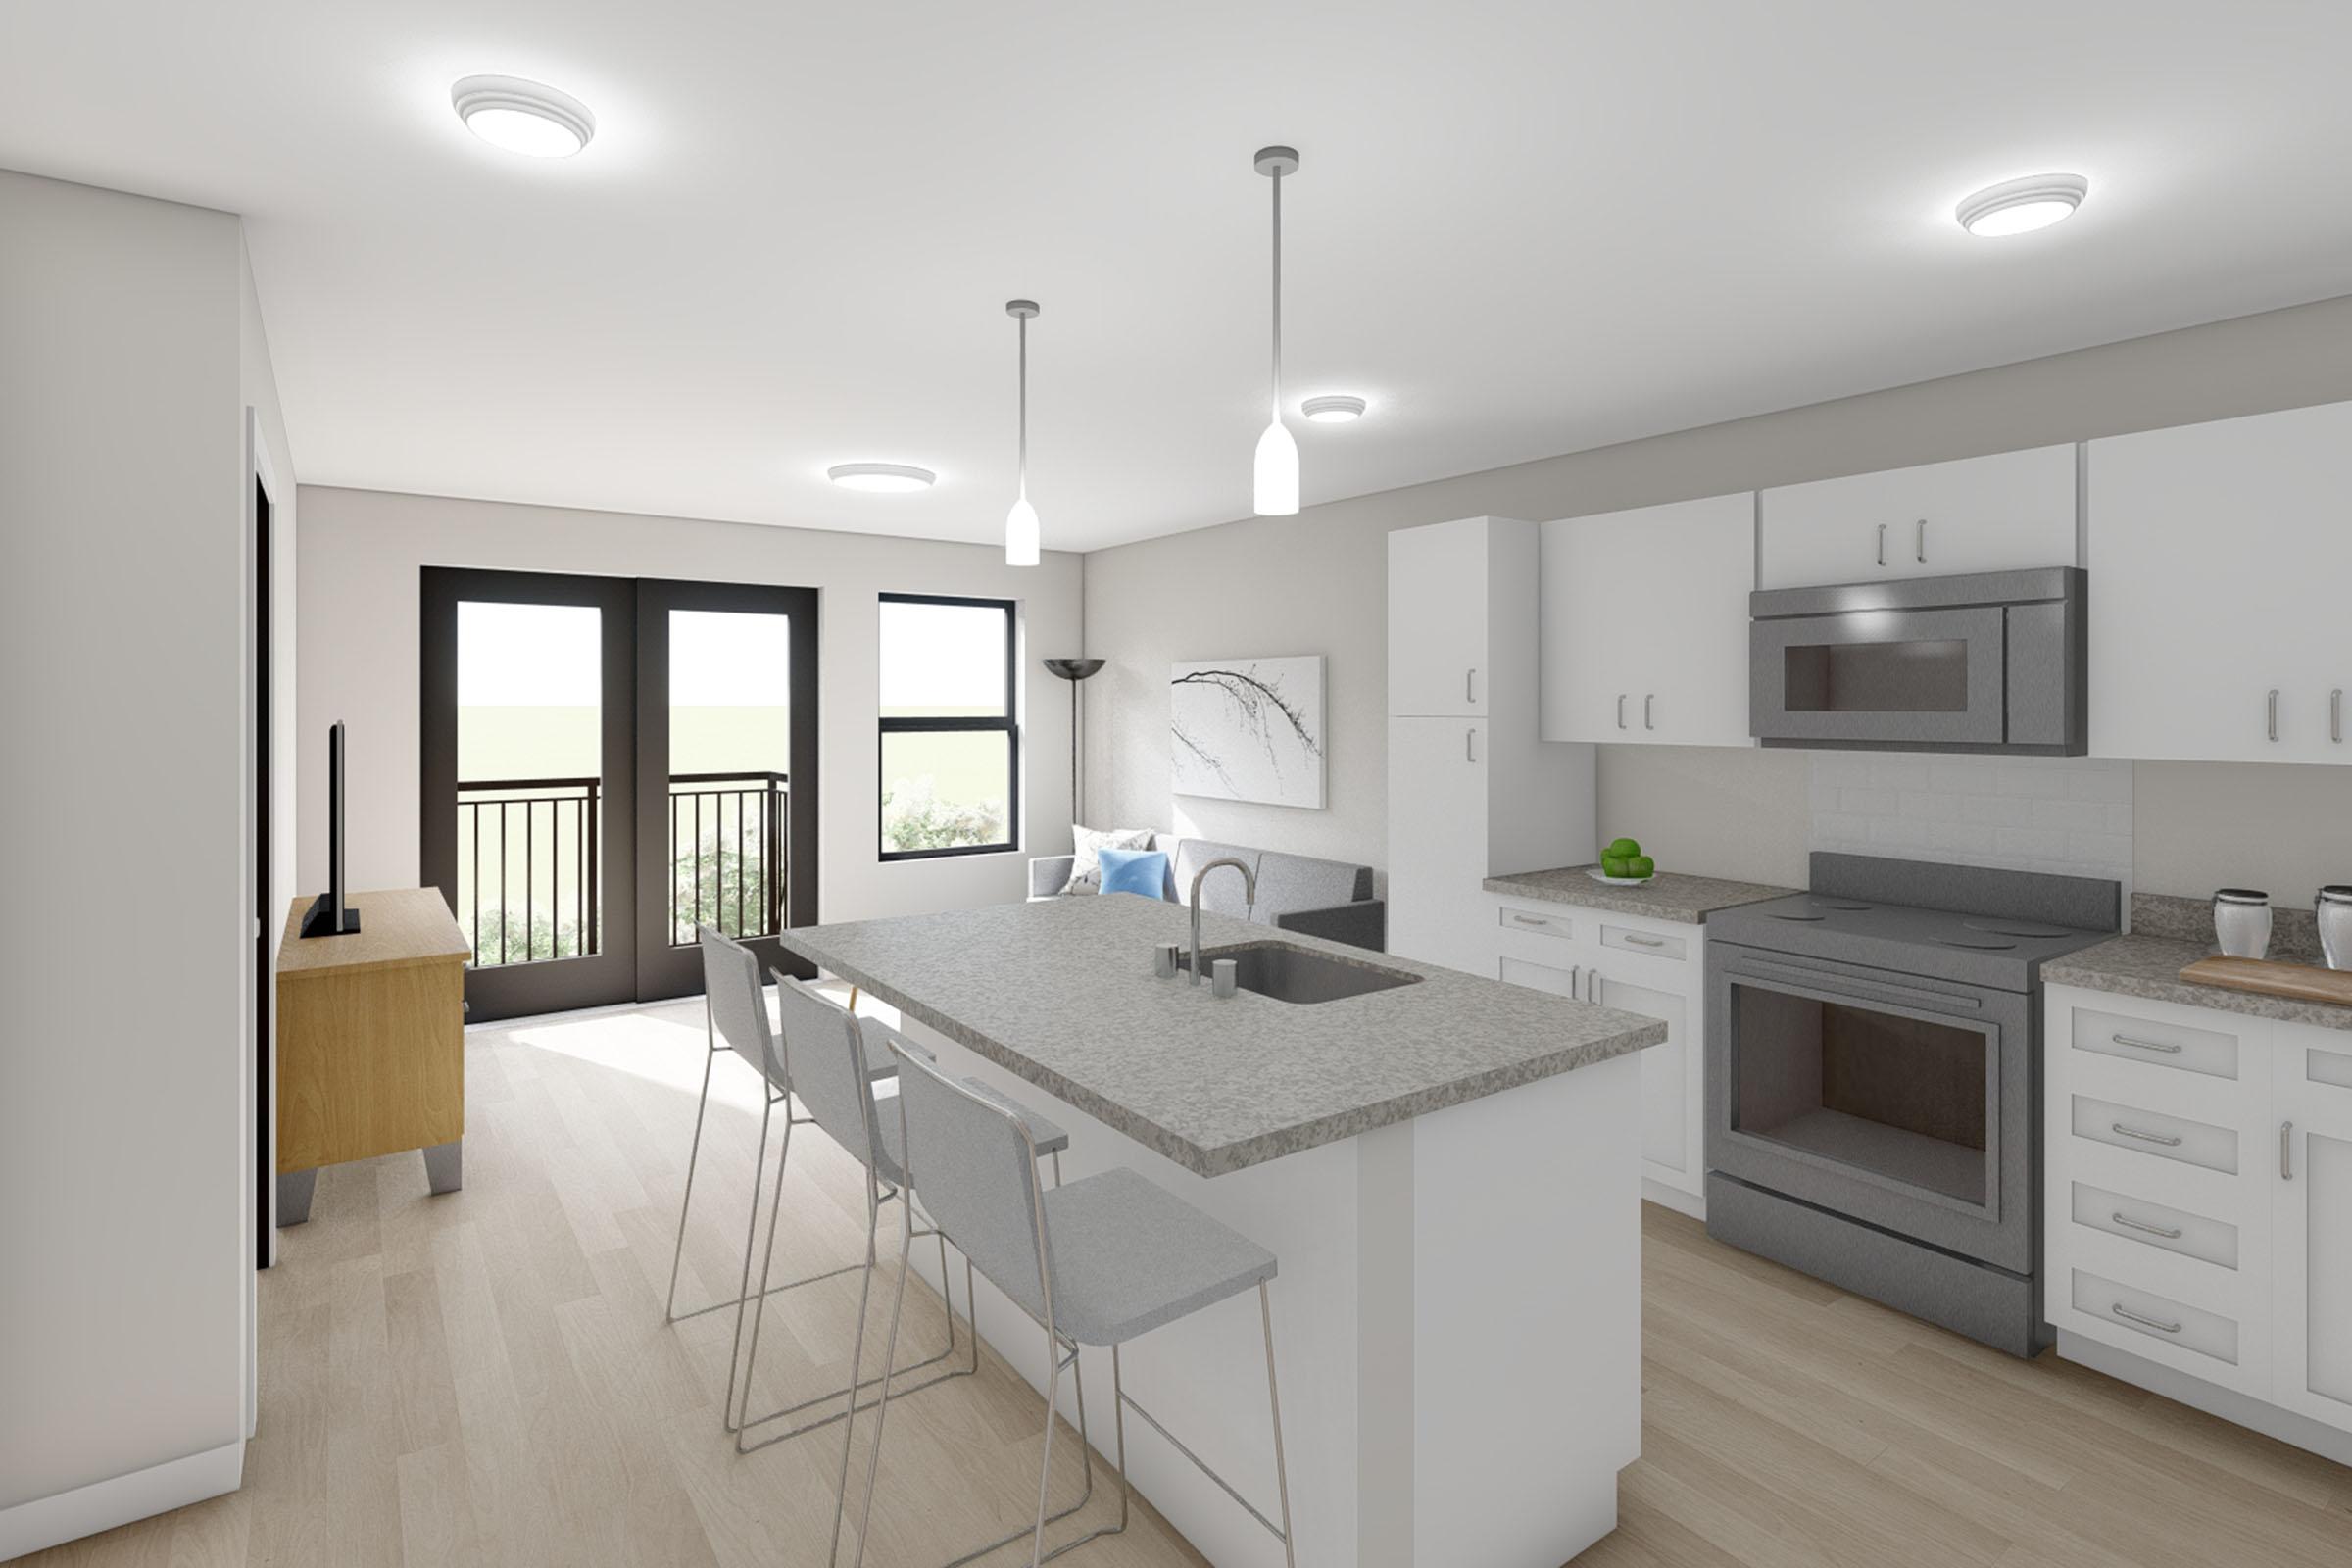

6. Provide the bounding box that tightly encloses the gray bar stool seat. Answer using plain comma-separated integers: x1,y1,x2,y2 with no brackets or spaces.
844,1042,1295,1568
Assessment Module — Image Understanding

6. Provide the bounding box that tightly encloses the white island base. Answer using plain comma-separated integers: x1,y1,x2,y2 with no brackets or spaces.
904,1020,1643,1568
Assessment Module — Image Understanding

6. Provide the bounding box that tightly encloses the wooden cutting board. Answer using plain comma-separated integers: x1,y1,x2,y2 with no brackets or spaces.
2179,956,2352,1007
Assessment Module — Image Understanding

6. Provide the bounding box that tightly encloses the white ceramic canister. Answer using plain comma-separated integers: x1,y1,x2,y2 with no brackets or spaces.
2318,886,2352,971
2213,888,2273,960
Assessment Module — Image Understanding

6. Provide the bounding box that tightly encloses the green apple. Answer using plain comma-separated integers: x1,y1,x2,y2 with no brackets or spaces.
1630,855,1656,878
1602,855,1632,878
1604,836,1642,860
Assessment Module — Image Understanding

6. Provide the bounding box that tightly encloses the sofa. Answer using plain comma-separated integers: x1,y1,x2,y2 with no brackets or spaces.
1027,834,1387,954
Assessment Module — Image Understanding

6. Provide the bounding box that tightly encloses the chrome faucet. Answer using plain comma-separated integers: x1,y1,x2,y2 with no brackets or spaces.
1188,858,1256,986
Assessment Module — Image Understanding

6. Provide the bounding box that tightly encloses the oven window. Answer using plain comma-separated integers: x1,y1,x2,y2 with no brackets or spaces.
1732,984,1988,1204
1784,638,1969,712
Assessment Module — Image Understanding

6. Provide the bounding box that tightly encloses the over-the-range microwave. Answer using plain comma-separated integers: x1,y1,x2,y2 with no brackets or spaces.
1749,567,2086,755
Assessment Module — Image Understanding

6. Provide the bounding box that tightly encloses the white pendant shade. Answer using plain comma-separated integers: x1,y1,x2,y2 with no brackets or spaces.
1253,418,1299,516
1004,494,1041,566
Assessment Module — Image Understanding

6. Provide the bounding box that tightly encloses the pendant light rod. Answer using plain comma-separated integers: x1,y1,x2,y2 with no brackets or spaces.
1255,146,1298,417
1007,298,1038,491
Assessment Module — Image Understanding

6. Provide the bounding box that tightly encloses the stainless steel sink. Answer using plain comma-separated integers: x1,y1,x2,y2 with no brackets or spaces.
1180,941,1423,1004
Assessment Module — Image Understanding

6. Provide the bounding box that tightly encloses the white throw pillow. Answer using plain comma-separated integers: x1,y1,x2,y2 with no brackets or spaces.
1062,825,1154,895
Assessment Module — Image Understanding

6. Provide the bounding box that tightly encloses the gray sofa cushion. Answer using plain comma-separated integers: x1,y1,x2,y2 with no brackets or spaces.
1171,839,1261,918
1250,851,1374,926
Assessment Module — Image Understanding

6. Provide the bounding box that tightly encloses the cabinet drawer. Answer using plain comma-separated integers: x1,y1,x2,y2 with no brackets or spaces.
1495,904,1577,941
2072,1004,2240,1082
2072,1094,2237,1175
2070,1181,2239,1271
2071,1268,2240,1366
1600,923,1687,962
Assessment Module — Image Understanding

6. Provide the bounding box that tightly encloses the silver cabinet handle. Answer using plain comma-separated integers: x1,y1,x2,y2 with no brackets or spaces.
2111,1210,2184,1241
2111,1302,2183,1335
2282,1120,2294,1181
1616,694,1627,730
1915,517,1927,563
2112,1032,2183,1055
2333,688,2344,744
1568,965,1582,1001
1588,966,1602,999
1625,933,1667,948
1465,727,1478,763
1466,668,1478,704
2111,1121,2183,1148
1876,521,1886,566
2269,688,2280,742
1511,912,1550,928
1643,693,1655,730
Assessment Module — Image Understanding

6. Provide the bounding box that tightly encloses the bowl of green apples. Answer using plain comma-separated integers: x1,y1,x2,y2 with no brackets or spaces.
1590,837,1657,885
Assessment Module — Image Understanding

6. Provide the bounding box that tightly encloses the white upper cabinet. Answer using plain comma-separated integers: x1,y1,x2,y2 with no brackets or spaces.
1540,492,1754,747
1389,515,1493,717
2089,400,2352,765
1758,444,2080,589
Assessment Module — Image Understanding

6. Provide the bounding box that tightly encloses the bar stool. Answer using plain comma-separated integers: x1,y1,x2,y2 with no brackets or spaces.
849,1037,1296,1568
750,974,1093,1557
661,928,969,1442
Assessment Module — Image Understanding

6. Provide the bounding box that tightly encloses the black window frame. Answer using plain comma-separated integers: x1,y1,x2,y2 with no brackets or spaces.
876,592,1021,862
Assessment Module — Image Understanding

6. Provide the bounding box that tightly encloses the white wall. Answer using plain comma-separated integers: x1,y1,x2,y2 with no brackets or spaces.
294,486,1082,923
0,170,253,1548
1083,291,2352,893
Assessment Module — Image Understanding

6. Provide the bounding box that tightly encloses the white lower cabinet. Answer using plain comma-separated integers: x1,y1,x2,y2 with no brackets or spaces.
2046,986,2352,1454
2275,1023,2352,1431
1492,898,1707,1215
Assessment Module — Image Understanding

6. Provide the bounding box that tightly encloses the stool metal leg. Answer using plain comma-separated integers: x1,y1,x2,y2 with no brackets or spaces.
662,1011,726,1323
1261,1282,1297,1568
825,1171,885,1565
724,1083,789,1434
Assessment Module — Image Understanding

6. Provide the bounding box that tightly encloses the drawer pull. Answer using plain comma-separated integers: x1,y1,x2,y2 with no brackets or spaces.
2111,1033,2183,1055
1624,933,1667,948
1876,521,1887,567
2111,1301,2183,1336
1511,912,1551,928
2111,1210,2184,1241
2282,1121,2294,1182
2111,1121,2183,1148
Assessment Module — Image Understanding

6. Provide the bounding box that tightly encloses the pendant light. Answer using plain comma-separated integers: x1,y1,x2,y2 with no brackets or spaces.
1252,145,1301,516
1004,299,1042,566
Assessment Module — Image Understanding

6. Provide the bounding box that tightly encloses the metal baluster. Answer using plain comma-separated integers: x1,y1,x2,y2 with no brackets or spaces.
586,779,600,956
470,800,481,963
499,802,510,964
525,798,535,960
694,791,703,932
736,788,746,937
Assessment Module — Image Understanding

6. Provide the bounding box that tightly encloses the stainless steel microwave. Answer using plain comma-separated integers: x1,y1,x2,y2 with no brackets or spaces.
1749,568,2086,754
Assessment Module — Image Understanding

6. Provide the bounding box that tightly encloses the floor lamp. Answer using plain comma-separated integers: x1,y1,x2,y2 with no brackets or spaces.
1042,658,1105,821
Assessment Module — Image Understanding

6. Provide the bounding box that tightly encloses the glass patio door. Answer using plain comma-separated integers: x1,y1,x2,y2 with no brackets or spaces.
632,578,818,999
422,569,818,1021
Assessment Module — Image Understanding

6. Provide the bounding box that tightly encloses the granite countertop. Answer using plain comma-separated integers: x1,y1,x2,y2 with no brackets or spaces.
2043,934,2352,1032
1482,865,1798,925
777,895,1665,1177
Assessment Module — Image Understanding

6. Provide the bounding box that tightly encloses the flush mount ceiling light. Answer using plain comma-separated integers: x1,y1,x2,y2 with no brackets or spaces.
827,463,936,493
1955,172,2088,237
1251,145,1301,516
1301,394,1366,423
1004,299,1042,567
450,74,596,158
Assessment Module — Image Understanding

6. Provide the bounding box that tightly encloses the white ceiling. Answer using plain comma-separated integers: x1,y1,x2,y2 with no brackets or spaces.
7,3,2352,552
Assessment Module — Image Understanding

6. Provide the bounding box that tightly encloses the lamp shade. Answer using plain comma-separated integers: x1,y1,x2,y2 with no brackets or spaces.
1253,418,1299,516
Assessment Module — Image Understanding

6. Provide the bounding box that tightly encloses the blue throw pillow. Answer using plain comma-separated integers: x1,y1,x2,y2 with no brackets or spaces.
1096,848,1168,900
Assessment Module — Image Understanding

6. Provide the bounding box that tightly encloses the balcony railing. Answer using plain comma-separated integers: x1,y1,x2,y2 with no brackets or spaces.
455,770,789,968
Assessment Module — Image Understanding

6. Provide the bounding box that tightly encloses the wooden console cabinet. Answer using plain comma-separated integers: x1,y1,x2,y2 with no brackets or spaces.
274,887,469,1224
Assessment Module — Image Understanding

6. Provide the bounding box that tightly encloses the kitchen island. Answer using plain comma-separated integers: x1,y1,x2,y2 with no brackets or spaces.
778,893,1664,1568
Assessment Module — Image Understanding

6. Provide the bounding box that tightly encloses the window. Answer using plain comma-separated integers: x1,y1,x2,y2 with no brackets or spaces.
878,594,1018,859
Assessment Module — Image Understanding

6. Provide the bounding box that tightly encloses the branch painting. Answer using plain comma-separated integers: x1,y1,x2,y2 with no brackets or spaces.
1169,656,1326,808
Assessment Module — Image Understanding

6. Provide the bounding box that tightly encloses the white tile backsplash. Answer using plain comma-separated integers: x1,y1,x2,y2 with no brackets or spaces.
1809,754,2132,901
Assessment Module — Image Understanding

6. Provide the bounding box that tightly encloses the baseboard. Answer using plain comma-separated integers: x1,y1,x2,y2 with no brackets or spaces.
0,1440,244,1560
1642,1177,1705,1221
2057,1332,2352,1469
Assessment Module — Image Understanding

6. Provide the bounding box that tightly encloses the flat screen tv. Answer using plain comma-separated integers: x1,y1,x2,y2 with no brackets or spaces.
299,720,361,937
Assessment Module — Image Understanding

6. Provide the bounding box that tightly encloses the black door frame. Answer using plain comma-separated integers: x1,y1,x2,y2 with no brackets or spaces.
633,578,820,999
422,567,642,1021
253,468,273,1268
421,569,820,1019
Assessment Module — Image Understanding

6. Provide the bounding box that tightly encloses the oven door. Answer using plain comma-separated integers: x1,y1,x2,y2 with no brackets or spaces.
1705,944,2034,1273
1750,604,2006,747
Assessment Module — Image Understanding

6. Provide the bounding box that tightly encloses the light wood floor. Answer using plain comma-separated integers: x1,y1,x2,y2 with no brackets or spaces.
27,1001,2352,1567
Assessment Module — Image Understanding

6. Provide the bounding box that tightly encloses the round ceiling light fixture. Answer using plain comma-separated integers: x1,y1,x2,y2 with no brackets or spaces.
827,463,937,493
451,74,597,158
1301,394,1367,423
1955,172,2088,237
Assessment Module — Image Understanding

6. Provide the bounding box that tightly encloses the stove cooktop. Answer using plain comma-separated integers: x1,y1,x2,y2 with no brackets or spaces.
1711,889,2114,992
